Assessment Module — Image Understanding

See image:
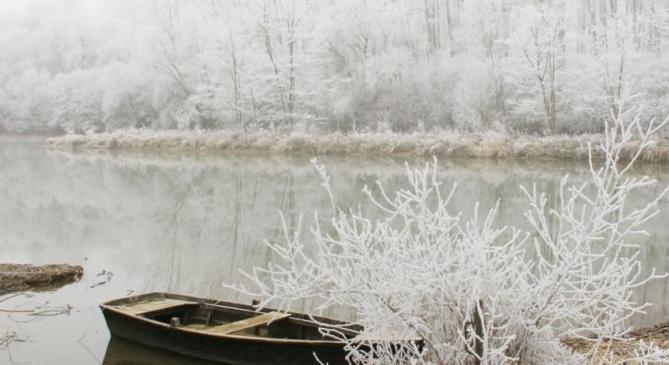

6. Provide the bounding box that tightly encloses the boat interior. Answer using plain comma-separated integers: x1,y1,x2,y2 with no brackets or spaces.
105,293,357,341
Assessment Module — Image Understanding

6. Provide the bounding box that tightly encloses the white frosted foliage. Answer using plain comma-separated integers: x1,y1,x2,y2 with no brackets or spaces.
236,103,669,364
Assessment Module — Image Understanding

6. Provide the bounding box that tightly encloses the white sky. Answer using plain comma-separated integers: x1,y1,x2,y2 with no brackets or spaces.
0,0,154,24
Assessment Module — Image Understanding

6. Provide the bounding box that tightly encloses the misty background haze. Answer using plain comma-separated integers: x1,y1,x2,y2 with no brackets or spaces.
1,0,668,136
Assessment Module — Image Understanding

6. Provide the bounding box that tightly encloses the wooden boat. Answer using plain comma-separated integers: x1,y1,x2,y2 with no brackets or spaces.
100,292,421,365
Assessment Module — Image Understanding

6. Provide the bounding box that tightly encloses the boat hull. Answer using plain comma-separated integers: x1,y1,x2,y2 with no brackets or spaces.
101,304,350,365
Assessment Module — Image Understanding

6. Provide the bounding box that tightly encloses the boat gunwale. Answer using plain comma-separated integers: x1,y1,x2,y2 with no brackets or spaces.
100,292,356,346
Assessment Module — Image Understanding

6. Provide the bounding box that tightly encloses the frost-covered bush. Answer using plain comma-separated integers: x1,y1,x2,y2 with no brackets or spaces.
237,102,669,364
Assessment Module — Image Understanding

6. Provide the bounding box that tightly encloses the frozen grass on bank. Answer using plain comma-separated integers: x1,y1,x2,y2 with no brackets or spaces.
46,129,669,162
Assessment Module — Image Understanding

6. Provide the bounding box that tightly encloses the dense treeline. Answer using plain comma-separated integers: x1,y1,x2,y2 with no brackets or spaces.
1,0,668,135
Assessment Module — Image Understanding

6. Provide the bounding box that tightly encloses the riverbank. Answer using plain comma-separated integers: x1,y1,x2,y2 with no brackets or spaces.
46,130,669,162
0,264,83,294
563,322,669,363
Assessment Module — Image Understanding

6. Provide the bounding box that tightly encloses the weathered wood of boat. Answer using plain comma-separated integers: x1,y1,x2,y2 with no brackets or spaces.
100,292,421,365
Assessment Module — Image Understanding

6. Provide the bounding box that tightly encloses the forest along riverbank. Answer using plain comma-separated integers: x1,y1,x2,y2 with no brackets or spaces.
46,130,669,162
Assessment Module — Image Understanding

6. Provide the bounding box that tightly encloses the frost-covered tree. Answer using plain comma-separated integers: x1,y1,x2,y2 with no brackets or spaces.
514,1,567,134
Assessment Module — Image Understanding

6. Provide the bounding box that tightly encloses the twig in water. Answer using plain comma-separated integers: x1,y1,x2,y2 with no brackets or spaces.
0,330,24,350
0,293,32,304
0,304,72,317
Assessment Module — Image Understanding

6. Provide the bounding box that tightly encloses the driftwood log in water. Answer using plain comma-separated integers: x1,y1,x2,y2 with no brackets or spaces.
0,264,83,294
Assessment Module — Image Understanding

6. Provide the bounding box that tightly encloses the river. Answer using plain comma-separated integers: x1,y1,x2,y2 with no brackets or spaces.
1,136,668,364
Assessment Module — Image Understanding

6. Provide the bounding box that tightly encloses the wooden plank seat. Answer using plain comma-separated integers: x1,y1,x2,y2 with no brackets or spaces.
203,311,291,335
116,298,197,315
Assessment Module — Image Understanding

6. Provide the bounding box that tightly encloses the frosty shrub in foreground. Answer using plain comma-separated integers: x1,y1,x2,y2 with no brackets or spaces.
237,105,669,364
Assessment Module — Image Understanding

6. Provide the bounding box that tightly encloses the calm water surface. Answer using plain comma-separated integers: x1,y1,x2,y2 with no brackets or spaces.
1,137,669,364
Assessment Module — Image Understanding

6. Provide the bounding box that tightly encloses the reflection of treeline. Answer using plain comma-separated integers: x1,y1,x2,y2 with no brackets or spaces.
44,144,669,184
1,1,668,135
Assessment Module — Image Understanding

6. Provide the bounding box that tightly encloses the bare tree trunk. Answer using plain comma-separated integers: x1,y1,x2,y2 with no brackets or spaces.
228,26,243,131
538,48,557,135
520,3,564,135
464,300,485,365
286,7,297,125
258,1,298,129
250,88,259,131
153,0,191,96
425,0,442,55
445,0,454,56
260,21,288,115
